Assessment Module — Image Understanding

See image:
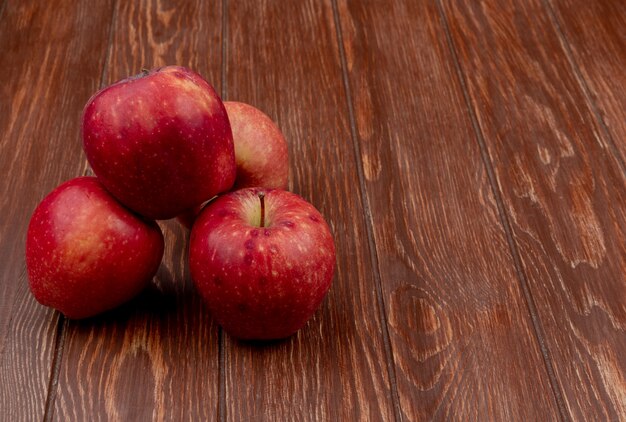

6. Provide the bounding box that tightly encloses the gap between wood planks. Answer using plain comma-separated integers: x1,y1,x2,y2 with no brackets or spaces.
42,1,121,420
434,0,570,420
43,318,68,422
218,0,228,421
541,0,626,177
330,0,403,421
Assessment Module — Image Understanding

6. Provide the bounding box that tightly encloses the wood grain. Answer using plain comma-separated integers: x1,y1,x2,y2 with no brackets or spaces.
547,0,626,164
2,0,625,420
0,1,115,420
336,0,563,419
223,1,397,420
441,0,626,419
52,1,224,420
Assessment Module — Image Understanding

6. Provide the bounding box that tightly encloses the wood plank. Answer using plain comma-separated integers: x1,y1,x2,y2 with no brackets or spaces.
441,0,626,419
223,1,397,420
52,1,224,420
336,0,562,419
547,0,626,164
0,1,115,420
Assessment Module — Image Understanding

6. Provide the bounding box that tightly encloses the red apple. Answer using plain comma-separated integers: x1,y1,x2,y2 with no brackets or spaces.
26,177,164,319
175,102,289,229
176,205,202,230
82,66,236,220
175,196,215,230
189,188,335,340
225,101,289,190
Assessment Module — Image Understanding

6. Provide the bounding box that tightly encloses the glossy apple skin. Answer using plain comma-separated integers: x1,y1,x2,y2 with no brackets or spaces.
175,102,289,229
26,177,164,319
224,101,289,190
189,188,335,340
82,66,236,220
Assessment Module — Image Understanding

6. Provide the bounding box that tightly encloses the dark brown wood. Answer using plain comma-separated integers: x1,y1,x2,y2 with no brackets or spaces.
0,1,115,420
2,0,625,420
223,1,397,420
441,0,626,419
52,1,223,420
336,0,563,419
547,0,626,165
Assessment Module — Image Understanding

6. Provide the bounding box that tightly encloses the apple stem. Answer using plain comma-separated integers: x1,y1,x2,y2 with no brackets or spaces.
141,68,149,76
259,192,266,228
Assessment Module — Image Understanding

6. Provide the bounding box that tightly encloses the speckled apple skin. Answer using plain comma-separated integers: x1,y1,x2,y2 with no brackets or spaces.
224,102,289,190
26,177,164,319
189,188,335,340
82,66,236,220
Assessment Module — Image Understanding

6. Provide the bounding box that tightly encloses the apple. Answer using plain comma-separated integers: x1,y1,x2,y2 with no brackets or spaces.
82,66,236,220
189,188,335,340
175,102,290,230
225,101,289,190
175,197,215,230
176,205,202,230
26,177,164,319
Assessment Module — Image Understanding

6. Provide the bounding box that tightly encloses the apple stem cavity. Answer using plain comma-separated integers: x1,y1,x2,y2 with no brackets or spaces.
259,192,266,228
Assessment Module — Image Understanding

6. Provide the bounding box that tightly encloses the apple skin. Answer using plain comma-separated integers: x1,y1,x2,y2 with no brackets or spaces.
189,188,335,340
82,66,236,220
175,196,215,230
26,177,164,319
175,102,289,229
176,206,202,230
224,101,289,190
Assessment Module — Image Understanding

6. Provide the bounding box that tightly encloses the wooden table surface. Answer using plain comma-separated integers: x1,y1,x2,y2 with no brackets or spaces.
1,0,625,420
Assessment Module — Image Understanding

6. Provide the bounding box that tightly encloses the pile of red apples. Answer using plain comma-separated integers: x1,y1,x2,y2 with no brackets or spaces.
26,66,336,340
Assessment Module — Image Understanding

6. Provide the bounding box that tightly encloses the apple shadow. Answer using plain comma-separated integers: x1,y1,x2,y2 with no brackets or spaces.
229,336,293,349
66,265,182,329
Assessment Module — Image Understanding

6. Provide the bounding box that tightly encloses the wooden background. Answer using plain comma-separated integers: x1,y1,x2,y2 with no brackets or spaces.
1,0,624,420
